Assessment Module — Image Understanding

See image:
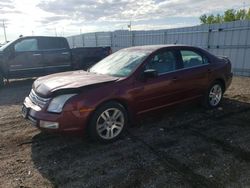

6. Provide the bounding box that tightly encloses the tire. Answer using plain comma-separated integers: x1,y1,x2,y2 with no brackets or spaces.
88,101,128,143
0,74,4,88
203,81,224,109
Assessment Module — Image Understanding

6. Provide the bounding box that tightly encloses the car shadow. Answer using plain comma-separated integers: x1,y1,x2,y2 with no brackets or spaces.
0,78,35,106
30,97,250,187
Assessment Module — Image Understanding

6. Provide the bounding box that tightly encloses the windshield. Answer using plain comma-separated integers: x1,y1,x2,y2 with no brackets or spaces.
89,49,149,77
0,40,15,51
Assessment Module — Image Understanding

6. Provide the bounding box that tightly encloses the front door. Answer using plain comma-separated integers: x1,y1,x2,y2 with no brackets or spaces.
8,38,44,77
132,49,183,114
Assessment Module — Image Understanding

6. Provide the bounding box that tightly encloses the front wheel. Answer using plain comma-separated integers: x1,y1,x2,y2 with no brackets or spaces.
203,81,223,108
88,101,128,143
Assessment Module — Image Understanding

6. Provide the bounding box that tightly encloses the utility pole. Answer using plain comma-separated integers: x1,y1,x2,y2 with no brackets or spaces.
54,28,57,36
2,20,7,43
128,20,132,32
128,20,133,46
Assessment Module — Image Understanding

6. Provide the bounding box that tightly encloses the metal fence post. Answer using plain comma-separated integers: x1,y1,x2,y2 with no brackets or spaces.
207,25,211,50
130,31,134,46
164,31,167,44
82,34,85,47
95,33,98,47
110,32,113,48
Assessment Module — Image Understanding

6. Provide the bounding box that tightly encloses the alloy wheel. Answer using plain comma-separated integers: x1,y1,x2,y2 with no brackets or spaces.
209,84,222,107
96,108,125,140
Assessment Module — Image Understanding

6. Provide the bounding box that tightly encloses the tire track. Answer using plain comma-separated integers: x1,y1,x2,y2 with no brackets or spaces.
126,106,250,188
163,106,250,133
127,130,222,188
187,128,250,162
163,107,250,163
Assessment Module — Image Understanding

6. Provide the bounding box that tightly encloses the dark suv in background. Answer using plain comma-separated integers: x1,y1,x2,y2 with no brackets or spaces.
0,36,111,87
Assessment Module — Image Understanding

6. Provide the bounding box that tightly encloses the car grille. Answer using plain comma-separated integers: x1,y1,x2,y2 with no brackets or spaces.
29,89,50,108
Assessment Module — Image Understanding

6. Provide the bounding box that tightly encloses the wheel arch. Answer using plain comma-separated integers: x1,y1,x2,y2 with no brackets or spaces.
213,78,226,92
86,98,133,129
98,98,130,114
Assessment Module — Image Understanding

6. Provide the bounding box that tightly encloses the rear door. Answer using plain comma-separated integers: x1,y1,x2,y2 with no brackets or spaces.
8,37,44,77
176,48,211,99
39,37,71,74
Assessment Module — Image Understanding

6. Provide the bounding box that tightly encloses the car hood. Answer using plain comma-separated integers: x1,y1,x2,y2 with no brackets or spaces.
33,70,119,97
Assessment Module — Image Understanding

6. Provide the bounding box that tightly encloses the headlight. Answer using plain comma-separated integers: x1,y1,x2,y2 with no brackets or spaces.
47,94,77,113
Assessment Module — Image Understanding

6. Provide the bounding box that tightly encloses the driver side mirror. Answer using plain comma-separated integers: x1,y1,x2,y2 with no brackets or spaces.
143,69,158,79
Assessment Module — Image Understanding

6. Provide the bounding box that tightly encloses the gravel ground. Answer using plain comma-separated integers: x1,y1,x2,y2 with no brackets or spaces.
0,76,250,188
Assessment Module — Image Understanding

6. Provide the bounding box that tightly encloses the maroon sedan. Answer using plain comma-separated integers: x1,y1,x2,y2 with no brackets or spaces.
22,45,233,142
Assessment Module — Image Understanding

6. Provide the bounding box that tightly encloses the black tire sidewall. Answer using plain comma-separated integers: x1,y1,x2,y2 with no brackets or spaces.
204,81,223,109
88,101,128,143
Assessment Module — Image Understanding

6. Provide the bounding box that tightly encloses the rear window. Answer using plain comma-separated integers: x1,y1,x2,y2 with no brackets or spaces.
180,50,208,68
39,37,69,50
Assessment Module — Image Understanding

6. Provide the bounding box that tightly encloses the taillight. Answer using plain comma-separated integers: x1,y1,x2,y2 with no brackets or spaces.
108,48,112,55
223,57,232,73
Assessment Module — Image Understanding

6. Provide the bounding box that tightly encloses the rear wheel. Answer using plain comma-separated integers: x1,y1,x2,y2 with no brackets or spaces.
88,101,128,143
203,81,223,108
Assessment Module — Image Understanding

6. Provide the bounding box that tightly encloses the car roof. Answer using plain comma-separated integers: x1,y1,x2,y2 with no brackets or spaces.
19,36,66,40
123,44,203,53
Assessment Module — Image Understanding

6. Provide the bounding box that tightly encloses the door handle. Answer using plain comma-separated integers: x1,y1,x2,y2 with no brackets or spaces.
207,69,212,73
172,77,178,81
61,52,70,55
33,53,41,56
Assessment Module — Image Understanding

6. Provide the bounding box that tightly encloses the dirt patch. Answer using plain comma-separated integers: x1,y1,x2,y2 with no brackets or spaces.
0,76,250,187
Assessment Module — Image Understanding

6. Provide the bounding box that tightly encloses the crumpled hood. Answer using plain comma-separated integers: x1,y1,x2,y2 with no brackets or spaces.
33,70,119,97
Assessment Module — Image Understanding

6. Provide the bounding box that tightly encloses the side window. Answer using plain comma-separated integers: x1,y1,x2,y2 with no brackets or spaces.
146,51,176,74
14,39,38,52
180,50,208,68
39,38,68,50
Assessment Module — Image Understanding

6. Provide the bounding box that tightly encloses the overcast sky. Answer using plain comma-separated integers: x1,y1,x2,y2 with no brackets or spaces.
0,0,249,43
